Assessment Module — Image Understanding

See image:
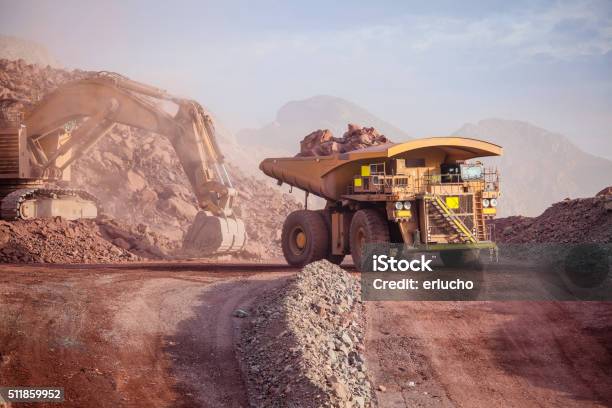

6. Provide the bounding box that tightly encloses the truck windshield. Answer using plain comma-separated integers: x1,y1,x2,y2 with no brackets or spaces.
460,164,484,180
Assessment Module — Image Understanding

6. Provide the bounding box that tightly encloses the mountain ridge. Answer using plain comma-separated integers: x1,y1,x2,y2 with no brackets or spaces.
453,118,612,216
236,95,411,151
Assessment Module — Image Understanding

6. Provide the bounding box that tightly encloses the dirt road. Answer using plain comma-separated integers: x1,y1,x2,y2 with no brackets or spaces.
0,263,293,407
1,262,611,407
367,301,612,407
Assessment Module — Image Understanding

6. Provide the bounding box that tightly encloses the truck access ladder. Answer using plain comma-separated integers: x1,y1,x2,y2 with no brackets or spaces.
473,191,487,240
426,194,478,244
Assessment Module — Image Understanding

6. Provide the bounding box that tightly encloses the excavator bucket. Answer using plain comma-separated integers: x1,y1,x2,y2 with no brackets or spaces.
183,211,247,255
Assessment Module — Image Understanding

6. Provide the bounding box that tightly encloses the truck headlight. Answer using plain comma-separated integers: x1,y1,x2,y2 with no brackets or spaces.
490,198,498,207
403,201,411,210
394,201,403,210
482,199,490,208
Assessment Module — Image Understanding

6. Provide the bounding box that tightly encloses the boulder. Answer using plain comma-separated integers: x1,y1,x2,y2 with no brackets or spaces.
297,123,391,157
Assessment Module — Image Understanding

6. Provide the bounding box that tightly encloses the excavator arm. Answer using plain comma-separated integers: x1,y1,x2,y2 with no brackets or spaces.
18,72,246,254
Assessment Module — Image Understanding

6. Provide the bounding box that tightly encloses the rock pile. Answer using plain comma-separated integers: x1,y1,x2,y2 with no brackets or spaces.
492,193,612,244
1,58,300,260
0,58,89,107
230,164,301,258
0,215,175,263
239,260,375,408
297,124,391,157
0,218,140,263
71,125,300,259
96,215,175,258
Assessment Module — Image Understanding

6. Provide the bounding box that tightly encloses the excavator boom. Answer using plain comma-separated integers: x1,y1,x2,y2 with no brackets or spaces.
0,72,246,255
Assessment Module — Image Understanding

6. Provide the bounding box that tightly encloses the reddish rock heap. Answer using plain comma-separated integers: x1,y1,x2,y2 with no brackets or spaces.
297,123,391,157
491,191,612,244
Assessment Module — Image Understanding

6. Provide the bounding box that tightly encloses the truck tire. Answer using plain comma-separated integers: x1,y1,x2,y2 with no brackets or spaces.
439,249,481,267
316,209,346,265
282,210,329,267
326,253,346,265
350,209,390,270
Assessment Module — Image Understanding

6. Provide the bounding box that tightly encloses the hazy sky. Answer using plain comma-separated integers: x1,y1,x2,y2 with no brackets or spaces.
1,0,611,158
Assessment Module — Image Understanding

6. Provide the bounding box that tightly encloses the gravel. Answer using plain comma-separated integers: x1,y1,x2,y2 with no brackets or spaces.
0,217,136,263
0,216,171,263
239,260,376,407
491,193,612,244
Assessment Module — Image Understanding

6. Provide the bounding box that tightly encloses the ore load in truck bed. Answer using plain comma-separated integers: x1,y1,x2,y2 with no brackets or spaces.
296,123,392,157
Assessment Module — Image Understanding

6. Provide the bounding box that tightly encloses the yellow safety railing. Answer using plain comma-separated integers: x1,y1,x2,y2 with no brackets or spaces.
429,194,477,243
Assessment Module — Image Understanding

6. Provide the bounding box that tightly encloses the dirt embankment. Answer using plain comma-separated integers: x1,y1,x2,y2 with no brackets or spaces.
0,216,174,263
0,218,135,263
491,192,612,244
239,260,375,407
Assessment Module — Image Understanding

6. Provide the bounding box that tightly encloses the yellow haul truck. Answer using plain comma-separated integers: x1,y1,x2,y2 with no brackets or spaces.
260,137,502,269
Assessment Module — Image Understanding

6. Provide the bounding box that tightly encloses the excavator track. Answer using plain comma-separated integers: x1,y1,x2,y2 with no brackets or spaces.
0,188,100,220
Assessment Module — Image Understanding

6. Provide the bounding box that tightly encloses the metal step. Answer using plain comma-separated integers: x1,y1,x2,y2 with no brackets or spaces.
426,194,477,243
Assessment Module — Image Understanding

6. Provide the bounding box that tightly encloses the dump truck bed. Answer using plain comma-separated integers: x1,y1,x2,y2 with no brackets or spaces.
259,137,503,202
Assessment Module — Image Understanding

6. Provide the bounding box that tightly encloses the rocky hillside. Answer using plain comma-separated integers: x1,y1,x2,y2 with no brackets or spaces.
455,119,612,217
491,190,612,244
237,95,411,153
0,59,300,259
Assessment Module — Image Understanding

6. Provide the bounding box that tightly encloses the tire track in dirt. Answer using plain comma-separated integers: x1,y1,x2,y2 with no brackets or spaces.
366,300,612,407
0,264,291,407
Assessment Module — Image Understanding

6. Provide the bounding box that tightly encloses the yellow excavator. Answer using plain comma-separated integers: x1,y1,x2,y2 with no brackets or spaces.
0,72,246,255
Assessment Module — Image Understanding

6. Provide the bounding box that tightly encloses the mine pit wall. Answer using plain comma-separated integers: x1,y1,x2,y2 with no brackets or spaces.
0,58,302,260
238,260,376,408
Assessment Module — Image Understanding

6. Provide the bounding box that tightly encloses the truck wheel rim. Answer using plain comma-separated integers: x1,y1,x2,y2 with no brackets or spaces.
296,231,307,249
289,226,307,254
